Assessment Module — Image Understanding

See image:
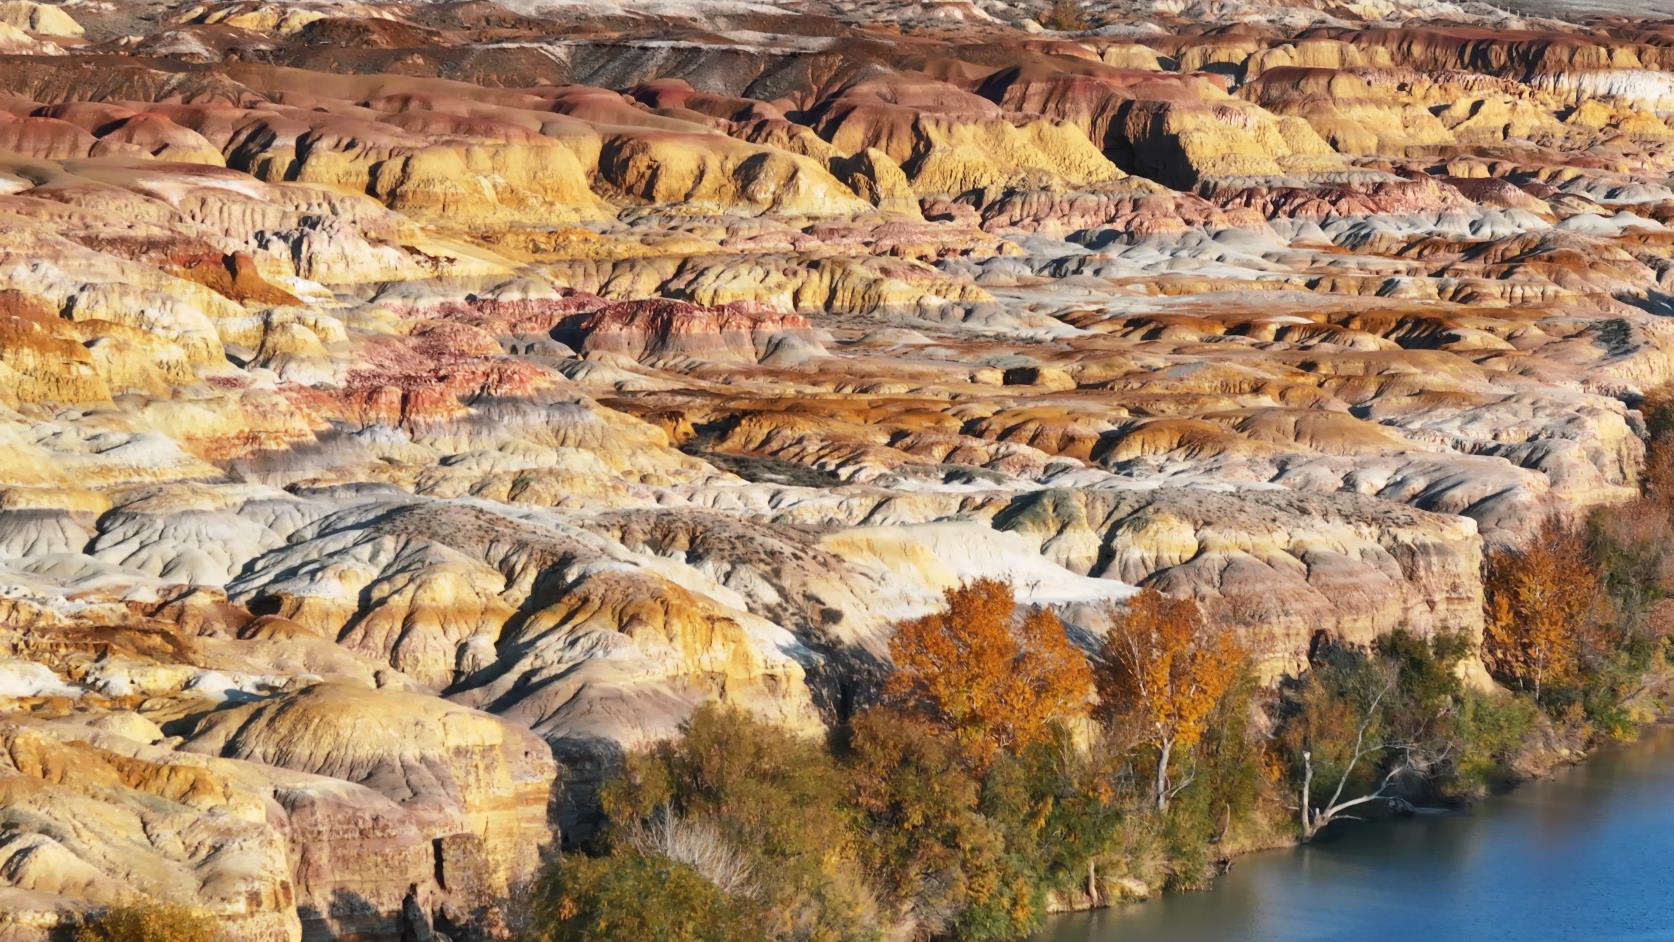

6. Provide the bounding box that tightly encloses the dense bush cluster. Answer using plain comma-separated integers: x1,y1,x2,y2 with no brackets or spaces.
75,903,222,942
528,581,1280,942
1478,387,1674,742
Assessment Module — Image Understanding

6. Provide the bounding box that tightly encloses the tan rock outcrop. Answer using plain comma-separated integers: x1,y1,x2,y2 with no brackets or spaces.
0,1,81,38
183,684,555,897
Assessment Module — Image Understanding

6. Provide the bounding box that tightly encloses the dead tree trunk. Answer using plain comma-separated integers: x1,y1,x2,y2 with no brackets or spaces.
1298,679,1410,843
1300,755,1412,842
1154,736,1173,813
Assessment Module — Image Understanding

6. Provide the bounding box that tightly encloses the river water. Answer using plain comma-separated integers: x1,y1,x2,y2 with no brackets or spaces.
1038,725,1674,942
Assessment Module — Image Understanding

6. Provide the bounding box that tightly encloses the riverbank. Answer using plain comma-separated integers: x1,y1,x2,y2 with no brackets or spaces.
1043,470,1674,919
532,470,1674,942
1057,702,1633,916
1048,693,1658,920
1037,723,1674,941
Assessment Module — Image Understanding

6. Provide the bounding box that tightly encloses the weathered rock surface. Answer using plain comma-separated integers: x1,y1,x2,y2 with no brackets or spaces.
1,0,1673,934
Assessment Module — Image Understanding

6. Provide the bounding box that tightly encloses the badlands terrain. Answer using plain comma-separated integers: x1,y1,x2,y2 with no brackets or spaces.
0,0,1671,936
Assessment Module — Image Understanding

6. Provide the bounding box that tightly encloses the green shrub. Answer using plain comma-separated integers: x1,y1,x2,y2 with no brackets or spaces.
979,728,1121,905
1276,627,1555,825
602,704,879,942
522,852,765,942
75,903,221,942
844,708,990,933
1452,689,1538,794
846,712,1126,939
1577,627,1667,739
949,855,1045,942
1588,499,1674,616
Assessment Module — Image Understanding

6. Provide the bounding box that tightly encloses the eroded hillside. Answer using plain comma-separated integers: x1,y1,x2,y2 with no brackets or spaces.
0,0,1671,936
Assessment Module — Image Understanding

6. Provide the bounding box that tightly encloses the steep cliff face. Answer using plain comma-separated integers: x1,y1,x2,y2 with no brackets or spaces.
0,602,558,941
1,0,1673,934
182,684,555,930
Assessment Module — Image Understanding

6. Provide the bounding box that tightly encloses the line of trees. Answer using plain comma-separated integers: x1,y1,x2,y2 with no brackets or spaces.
1478,387,1674,740
525,578,1539,941
523,579,1270,942
523,401,1674,942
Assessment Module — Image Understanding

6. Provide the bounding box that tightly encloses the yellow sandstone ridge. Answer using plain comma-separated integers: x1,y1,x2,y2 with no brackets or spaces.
0,0,81,38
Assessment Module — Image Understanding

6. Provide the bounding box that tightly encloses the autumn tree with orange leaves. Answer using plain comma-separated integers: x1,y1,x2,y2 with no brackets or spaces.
1096,587,1246,813
887,578,1094,768
1483,514,1601,701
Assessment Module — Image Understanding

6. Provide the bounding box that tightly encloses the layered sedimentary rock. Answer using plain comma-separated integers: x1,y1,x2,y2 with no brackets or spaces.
0,0,1673,935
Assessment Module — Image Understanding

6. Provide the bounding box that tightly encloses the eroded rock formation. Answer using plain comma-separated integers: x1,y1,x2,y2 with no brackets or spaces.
0,0,1672,935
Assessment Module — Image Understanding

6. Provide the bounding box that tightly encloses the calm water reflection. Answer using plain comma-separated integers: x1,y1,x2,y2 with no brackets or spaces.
1038,725,1674,942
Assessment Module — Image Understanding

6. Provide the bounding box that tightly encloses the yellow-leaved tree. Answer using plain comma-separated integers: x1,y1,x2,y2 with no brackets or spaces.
1483,514,1598,701
887,578,1093,768
1096,587,1245,812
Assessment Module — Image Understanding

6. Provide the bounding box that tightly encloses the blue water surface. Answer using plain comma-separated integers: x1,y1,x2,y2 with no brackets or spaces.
1039,725,1674,942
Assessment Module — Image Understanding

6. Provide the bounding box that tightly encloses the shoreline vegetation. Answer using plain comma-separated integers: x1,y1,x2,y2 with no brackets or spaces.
514,395,1674,942
81,408,1674,942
